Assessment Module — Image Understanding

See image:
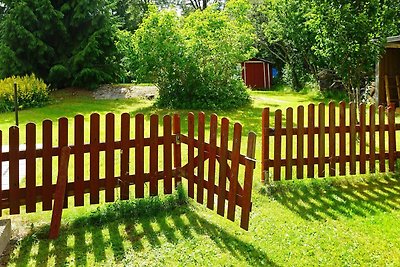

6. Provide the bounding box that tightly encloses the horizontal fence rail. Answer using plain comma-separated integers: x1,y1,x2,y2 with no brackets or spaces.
262,102,398,182
0,112,256,230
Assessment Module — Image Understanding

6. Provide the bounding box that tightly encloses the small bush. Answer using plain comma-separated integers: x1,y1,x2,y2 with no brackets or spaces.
0,74,50,113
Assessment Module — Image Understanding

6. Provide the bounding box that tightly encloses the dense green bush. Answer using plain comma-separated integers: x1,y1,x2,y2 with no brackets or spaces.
132,0,256,110
0,74,49,113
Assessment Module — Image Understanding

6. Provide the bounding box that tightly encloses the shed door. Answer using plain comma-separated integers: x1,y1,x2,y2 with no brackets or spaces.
244,62,265,89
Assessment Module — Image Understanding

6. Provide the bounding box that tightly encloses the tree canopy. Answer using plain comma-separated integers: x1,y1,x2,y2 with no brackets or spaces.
0,0,120,89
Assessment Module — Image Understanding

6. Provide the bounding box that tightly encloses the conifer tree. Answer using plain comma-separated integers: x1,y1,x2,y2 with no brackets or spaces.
0,0,119,88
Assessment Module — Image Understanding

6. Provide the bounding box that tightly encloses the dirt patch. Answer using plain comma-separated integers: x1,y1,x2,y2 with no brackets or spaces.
93,84,158,100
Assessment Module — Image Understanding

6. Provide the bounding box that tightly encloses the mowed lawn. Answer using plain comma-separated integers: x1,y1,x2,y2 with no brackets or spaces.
1,87,400,266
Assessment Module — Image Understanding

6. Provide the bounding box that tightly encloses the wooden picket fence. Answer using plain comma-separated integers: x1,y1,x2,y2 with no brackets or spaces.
0,112,256,230
262,102,398,182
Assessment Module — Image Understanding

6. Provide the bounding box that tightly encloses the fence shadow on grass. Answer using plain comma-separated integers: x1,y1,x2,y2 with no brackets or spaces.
267,174,400,221
6,203,278,266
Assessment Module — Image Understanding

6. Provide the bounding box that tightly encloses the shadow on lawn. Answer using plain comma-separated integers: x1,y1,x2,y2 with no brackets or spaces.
269,174,400,221
8,207,278,266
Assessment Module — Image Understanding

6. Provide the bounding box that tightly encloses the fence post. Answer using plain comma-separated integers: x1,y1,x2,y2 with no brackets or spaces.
261,108,269,182
14,83,18,126
49,146,71,239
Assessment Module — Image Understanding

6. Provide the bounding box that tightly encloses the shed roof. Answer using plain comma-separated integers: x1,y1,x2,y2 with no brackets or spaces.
244,57,273,64
386,36,400,48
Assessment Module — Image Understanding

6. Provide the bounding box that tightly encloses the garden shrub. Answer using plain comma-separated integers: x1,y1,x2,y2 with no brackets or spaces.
0,74,49,113
132,1,256,110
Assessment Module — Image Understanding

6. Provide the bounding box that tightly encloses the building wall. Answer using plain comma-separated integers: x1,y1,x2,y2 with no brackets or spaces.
242,61,271,89
378,48,400,105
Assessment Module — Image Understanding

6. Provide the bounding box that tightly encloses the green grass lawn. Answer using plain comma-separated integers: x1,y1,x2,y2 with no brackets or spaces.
1,87,400,266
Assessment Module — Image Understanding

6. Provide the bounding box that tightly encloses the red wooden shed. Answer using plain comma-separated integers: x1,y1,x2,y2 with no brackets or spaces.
241,58,272,90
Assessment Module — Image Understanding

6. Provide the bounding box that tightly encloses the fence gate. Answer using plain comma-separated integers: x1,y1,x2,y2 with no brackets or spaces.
0,112,256,233
262,102,398,182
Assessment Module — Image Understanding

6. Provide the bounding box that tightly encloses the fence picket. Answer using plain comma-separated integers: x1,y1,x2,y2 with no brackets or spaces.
349,103,356,175
150,114,159,196
286,108,293,180
369,105,376,173
188,113,195,198
378,106,385,172
42,120,53,210
297,106,305,179
197,112,205,204
240,132,256,230
262,108,269,182
318,103,325,177
273,110,282,181
173,114,181,187
328,102,336,176
207,114,218,210
74,115,85,206
339,102,346,175
58,118,69,208
105,113,115,202
163,115,173,194
120,113,130,200
217,118,229,216
359,104,366,174
9,127,19,214
307,104,315,178
90,113,100,204
135,114,145,198
388,106,396,172
227,123,242,221
26,123,37,212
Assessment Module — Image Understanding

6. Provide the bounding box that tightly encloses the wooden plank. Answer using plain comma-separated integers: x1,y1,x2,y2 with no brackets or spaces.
359,104,366,174
318,103,325,177
135,114,145,198
349,103,356,175
217,118,229,216
297,106,305,179
207,114,218,210
240,132,256,230
197,112,205,204
227,123,242,221
328,102,336,176
42,120,53,210
173,114,182,187
188,113,195,199
150,114,159,196
285,108,293,180
163,115,173,194
388,106,396,172
396,75,400,105
369,105,376,173
9,126,20,214
273,110,282,181
339,101,346,175
120,113,130,200
261,108,269,182
105,113,115,202
26,123,37,213
49,146,71,239
385,75,391,106
90,113,100,204
378,105,385,172
74,115,85,206
0,131,2,216
58,117,68,208
307,104,315,178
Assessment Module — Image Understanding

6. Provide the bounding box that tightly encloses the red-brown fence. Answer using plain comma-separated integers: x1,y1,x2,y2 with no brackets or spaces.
0,112,256,230
262,102,398,182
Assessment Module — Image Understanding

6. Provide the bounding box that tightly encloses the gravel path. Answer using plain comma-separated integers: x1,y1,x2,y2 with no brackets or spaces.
93,84,158,100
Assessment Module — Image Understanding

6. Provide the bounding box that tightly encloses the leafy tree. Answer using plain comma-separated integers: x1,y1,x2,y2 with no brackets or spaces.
308,0,400,105
133,0,255,109
0,0,120,89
